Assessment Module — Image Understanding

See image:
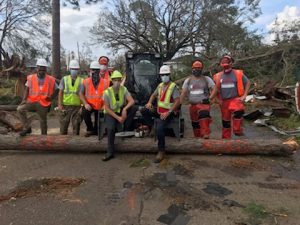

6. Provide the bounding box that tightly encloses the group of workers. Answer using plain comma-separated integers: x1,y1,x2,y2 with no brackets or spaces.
17,55,250,163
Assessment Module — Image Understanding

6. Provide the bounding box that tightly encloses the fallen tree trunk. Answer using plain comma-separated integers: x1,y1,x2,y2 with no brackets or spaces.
0,111,23,131
0,135,297,156
0,105,18,111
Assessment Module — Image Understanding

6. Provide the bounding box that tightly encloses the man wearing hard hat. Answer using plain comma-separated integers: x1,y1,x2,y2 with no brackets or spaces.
180,59,215,139
58,60,83,135
17,59,58,136
102,70,135,161
142,65,180,163
79,61,109,137
211,55,251,139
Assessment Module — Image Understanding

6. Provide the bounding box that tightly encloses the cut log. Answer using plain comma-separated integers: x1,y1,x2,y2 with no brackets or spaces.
0,111,23,131
0,105,18,111
0,135,297,156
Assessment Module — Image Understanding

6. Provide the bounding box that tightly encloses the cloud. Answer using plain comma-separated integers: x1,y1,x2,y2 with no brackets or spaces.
60,4,108,59
264,5,300,44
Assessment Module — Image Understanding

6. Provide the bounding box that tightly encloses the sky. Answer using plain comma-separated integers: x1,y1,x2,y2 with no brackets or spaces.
59,0,300,60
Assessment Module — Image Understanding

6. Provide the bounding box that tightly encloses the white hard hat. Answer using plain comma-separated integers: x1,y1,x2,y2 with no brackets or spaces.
69,60,80,69
36,58,48,67
90,60,100,69
159,65,171,74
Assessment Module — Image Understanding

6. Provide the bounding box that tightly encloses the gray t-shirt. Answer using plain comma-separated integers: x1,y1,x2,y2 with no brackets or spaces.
182,76,215,104
58,76,83,94
220,71,248,99
103,86,131,109
153,83,180,100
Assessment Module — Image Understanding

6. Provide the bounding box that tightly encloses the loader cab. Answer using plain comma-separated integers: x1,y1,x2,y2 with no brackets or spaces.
124,52,163,106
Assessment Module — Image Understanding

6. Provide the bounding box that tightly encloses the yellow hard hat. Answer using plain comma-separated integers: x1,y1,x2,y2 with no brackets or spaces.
110,70,123,79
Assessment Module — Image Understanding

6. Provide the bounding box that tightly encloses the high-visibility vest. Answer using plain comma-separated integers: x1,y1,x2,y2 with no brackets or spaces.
104,86,125,113
83,77,108,110
27,74,56,107
213,69,244,97
99,70,111,86
157,82,176,113
62,75,82,106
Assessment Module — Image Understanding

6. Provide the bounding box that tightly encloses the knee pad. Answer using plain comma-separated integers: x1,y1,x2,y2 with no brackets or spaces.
233,110,244,119
199,110,210,119
222,120,231,128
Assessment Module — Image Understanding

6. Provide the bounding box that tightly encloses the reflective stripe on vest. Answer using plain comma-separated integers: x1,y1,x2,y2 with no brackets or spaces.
63,75,82,106
83,77,108,110
213,69,244,97
27,74,55,107
157,82,176,110
104,86,125,113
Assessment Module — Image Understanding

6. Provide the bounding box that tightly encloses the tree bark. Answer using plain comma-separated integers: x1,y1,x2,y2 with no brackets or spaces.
52,0,61,79
0,111,23,131
0,135,297,156
0,105,18,111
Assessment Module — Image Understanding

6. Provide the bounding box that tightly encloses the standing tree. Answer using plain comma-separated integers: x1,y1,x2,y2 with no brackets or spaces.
51,0,103,79
52,0,61,78
0,0,51,69
90,0,261,61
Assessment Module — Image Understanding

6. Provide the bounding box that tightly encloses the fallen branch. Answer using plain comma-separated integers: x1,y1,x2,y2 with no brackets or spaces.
0,105,18,111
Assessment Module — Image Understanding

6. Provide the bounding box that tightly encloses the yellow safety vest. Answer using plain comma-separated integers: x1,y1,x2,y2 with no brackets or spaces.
157,82,176,110
63,75,82,106
104,86,125,113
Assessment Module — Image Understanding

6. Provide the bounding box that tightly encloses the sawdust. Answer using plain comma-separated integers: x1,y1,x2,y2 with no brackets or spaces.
0,177,86,202
229,159,269,171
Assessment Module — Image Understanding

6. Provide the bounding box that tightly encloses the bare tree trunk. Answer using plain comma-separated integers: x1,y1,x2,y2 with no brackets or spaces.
0,135,297,156
52,0,61,79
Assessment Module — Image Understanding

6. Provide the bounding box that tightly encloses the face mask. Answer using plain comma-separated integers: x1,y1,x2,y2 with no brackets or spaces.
192,70,202,77
92,72,99,79
221,64,232,73
112,80,121,89
161,75,170,83
99,65,107,71
70,70,78,78
37,71,46,78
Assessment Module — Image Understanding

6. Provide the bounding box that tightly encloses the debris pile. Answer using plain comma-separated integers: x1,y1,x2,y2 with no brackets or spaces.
244,80,300,135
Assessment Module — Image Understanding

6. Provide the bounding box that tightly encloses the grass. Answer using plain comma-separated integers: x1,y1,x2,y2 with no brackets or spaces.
130,158,151,168
242,202,289,225
269,114,300,131
243,202,268,225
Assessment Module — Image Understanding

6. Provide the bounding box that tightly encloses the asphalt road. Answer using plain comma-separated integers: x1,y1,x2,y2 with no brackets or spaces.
0,105,299,225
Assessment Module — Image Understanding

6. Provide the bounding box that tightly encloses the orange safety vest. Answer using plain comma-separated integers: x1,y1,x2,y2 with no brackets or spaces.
213,69,244,97
27,74,56,107
83,77,109,110
100,70,111,85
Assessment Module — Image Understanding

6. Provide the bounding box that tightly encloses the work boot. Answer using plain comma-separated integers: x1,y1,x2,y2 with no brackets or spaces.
102,154,114,162
233,118,243,136
234,132,244,136
222,128,231,139
19,127,32,137
192,128,201,137
203,134,210,139
84,131,94,137
199,118,211,138
154,151,165,163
